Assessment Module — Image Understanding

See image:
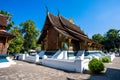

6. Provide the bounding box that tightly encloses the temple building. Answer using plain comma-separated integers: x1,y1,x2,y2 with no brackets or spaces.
37,12,102,51
0,14,15,54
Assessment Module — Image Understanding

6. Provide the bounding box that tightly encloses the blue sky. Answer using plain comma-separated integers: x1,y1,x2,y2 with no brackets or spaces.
0,0,120,38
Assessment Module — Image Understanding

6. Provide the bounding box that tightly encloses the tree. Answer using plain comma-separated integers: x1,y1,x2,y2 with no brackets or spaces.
115,29,120,49
106,29,119,48
98,29,120,51
20,20,40,51
0,10,11,16
91,29,120,51
8,26,24,54
92,34,104,43
35,46,41,53
0,10,14,31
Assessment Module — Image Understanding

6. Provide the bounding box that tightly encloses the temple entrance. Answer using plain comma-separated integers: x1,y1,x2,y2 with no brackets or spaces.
71,40,80,51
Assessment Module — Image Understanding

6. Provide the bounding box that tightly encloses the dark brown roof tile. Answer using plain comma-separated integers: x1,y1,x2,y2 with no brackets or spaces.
38,12,101,45
59,16,86,36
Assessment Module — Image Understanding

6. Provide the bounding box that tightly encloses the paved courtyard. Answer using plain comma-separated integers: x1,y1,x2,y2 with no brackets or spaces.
0,57,120,80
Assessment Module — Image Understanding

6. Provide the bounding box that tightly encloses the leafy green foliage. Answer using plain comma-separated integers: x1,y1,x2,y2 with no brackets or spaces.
102,57,110,63
0,10,40,54
9,27,24,54
0,10,11,16
92,34,104,43
35,46,41,53
92,29,120,51
106,29,119,48
88,58,104,74
7,21,14,31
20,20,40,51
105,29,120,50
107,29,119,40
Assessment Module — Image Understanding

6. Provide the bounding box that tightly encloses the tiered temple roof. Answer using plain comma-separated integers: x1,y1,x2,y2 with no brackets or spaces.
38,12,102,47
0,14,15,40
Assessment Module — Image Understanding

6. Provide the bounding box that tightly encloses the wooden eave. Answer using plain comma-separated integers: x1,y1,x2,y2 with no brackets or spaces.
58,15,91,42
0,30,16,40
37,13,54,44
38,13,64,43
54,27,79,40
88,39,103,47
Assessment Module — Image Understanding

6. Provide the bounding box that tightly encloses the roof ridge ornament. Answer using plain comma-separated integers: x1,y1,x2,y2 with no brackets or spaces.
57,9,60,16
68,17,74,24
45,6,49,14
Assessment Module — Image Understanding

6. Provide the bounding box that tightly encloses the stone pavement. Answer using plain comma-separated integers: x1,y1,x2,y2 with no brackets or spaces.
0,57,120,80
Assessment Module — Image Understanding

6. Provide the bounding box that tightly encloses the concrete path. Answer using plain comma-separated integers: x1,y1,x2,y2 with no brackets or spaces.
0,57,120,80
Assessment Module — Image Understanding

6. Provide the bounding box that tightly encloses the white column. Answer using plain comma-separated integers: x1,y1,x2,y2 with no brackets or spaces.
35,54,39,63
22,54,25,60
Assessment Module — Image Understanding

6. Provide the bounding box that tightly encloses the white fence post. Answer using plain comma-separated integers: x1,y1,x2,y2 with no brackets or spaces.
75,59,83,73
25,54,29,58
22,54,25,60
18,54,25,60
35,54,39,63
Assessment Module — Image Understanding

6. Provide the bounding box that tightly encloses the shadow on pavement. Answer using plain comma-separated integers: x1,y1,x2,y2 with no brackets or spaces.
87,68,120,80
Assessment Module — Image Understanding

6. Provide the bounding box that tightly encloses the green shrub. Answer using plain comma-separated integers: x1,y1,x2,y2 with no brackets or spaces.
88,58,104,74
102,57,110,63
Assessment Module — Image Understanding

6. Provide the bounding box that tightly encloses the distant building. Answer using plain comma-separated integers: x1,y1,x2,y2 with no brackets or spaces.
0,14,15,54
37,12,102,51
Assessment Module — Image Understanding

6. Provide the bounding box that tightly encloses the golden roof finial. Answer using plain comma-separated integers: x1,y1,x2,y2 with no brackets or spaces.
68,17,74,24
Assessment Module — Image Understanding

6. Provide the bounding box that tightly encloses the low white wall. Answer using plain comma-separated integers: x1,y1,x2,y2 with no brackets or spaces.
55,51,68,59
39,51,45,58
18,54,25,60
42,58,90,73
52,50,61,58
81,59,90,70
25,56,35,63
106,53,115,62
25,54,39,63
42,59,75,71
41,50,89,73
18,54,39,63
